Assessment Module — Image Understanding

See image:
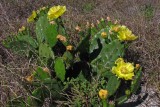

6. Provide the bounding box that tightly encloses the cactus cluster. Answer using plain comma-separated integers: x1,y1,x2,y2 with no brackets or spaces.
3,5,142,107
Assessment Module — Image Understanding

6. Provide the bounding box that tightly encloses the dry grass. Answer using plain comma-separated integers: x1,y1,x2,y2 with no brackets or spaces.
0,0,160,106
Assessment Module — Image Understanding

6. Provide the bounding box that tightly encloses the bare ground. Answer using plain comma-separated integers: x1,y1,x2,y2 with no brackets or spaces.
0,0,160,106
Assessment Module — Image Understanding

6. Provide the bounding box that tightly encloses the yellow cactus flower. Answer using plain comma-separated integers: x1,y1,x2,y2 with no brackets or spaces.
56,34,67,42
99,89,108,99
47,5,66,21
19,26,25,32
112,58,135,80
66,45,73,51
101,32,107,38
117,25,138,41
27,11,37,23
25,75,34,83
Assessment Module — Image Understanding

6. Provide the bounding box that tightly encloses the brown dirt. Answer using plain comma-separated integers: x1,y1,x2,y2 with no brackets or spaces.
0,0,160,106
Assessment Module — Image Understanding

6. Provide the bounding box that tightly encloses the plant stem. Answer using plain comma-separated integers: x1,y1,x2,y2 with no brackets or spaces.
102,99,108,107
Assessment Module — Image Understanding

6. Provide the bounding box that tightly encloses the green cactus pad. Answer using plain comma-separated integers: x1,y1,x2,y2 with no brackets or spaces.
38,43,54,59
131,67,142,94
91,39,124,73
106,75,121,96
36,15,58,47
54,57,66,82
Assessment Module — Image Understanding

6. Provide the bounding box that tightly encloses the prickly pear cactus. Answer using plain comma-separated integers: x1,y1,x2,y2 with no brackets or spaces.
3,5,142,107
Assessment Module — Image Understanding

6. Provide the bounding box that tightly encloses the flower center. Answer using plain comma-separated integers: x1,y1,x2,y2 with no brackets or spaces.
121,67,128,74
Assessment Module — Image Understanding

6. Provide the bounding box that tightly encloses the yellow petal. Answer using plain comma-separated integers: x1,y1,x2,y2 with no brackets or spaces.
27,11,37,23
125,63,134,73
115,58,124,65
127,34,138,40
112,66,116,74
124,73,134,80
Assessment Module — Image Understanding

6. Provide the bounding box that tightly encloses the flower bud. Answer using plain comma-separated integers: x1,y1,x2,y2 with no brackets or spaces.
43,67,50,74
91,23,95,28
114,20,119,24
41,7,46,10
66,45,73,51
111,26,120,32
101,17,104,21
135,64,140,69
86,22,90,28
50,21,55,25
25,74,34,83
99,89,108,99
107,16,111,21
56,34,67,42
109,30,113,34
75,26,81,32
19,26,25,32
97,20,100,24
125,89,131,96
101,32,107,38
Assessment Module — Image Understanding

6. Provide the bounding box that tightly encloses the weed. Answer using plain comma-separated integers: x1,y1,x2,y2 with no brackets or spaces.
83,3,94,13
143,4,154,20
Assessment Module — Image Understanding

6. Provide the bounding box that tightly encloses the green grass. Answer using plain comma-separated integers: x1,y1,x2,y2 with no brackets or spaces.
143,4,154,20
82,3,94,12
